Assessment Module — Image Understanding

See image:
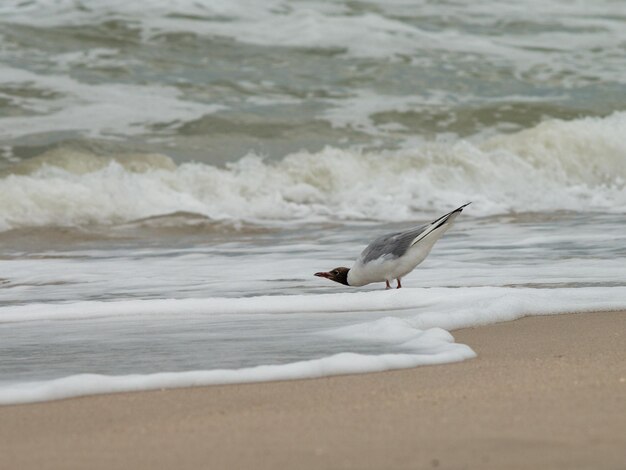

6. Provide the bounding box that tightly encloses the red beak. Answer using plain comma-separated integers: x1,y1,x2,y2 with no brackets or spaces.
315,272,332,279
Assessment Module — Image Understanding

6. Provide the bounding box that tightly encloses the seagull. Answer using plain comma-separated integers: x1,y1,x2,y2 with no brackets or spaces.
315,203,470,289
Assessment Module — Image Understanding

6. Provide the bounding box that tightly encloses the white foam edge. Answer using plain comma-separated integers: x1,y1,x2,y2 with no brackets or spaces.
0,342,475,405
3,286,625,325
1,286,625,405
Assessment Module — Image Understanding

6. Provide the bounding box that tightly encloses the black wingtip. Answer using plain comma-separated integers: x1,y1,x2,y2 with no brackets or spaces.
429,202,472,226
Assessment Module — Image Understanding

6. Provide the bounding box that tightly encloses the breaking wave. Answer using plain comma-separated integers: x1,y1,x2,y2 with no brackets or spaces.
1,113,625,231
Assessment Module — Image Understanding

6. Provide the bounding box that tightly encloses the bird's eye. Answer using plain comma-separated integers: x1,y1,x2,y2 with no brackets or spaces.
331,270,337,275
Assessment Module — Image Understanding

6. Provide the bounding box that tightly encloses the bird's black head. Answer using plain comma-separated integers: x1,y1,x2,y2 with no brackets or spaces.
314,267,350,286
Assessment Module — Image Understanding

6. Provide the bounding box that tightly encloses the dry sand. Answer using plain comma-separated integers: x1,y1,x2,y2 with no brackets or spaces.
1,311,625,470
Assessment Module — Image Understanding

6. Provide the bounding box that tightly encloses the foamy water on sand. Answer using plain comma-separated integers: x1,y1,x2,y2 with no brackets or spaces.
1,0,625,404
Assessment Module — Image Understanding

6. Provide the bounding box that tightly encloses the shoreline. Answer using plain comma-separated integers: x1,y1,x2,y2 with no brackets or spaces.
1,310,625,469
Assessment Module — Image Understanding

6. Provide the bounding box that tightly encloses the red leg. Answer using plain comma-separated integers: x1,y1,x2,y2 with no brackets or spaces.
396,278,402,289
385,280,391,289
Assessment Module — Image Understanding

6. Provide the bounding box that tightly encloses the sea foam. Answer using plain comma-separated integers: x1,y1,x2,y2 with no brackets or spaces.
0,344,473,405
3,286,625,326
0,66,222,141
2,0,624,84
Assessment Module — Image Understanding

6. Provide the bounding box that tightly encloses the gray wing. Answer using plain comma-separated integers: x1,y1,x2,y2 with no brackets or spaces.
358,203,471,264
359,224,428,264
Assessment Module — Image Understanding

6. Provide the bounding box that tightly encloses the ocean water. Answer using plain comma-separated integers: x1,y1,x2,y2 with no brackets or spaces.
1,0,625,404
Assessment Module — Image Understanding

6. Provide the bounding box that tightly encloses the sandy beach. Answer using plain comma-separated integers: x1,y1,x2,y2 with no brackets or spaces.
1,310,624,470
3,2,626,469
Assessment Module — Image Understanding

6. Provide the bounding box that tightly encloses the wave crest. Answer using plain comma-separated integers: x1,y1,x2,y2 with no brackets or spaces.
1,113,624,231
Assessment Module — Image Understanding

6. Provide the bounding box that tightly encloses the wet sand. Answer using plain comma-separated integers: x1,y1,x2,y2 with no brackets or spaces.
1,310,625,470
